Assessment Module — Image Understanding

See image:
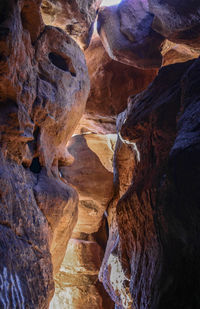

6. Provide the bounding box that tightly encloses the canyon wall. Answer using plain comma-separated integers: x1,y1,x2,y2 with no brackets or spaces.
0,0,90,307
0,0,200,308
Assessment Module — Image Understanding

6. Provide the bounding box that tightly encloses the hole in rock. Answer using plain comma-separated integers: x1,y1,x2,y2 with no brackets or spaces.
29,157,42,174
48,52,76,76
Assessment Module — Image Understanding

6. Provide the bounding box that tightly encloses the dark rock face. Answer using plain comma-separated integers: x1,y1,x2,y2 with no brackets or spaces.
41,0,102,49
149,0,200,47
100,58,200,308
0,156,54,308
0,0,90,307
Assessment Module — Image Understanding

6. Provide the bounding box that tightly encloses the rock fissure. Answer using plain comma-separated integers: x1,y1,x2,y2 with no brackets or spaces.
0,0,200,308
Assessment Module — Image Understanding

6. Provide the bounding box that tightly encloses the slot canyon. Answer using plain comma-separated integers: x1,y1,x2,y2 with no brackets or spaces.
0,0,200,308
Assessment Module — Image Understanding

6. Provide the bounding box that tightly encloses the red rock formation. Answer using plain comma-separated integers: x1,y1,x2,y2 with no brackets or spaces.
50,239,114,309
149,0,200,47
97,2,164,69
75,113,117,135
100,58,200,308
1,0,200,308
97,0,199,69
50,132,116,308
85,36,158,116
0,0,90,307
61,133,115,235
41,0,102,49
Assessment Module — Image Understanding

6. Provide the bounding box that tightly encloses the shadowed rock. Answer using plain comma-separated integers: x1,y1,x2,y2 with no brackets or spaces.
149,0,200,47
100,58,200,308
41,0,102,49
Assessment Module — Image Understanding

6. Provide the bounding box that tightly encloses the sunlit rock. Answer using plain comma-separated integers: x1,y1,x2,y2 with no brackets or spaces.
61,133,116,235
50,239,114,309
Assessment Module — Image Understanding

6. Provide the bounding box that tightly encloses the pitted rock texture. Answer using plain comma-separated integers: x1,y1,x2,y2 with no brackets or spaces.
0,0,90,306
41,0,102,49
101,58,200,309
85,36,157,116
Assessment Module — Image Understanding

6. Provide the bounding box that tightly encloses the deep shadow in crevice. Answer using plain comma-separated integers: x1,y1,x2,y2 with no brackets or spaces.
48,52,76,77
30,157,42,174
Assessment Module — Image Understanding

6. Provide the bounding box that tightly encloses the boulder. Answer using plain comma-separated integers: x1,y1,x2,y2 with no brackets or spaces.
97,0,199,69
85,36,158,115
97,3,164,69
148,0,200,47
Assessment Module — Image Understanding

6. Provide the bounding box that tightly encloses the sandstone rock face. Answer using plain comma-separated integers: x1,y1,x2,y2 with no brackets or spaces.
85,36,158,116
100,58,200,308
51,132,116,308
99,136,136,308
61,133,116,235
0,0,90,306
0,154,54,308
97,4,164,69
97,0,199,69
41,0,102,49
74,113,117,135
50,239,113,309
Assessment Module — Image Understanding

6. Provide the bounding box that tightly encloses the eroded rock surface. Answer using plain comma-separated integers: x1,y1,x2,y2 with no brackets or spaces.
51,132,116,308
100,58,200,308
41,0,102,49
97,0,199,69
50,239,114,309
149,0,200,47
61,133,116,235
0,0,90,306
97,4,164,69
85,36,157,115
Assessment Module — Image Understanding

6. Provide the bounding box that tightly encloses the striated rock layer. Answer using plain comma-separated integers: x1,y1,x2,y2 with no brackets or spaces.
100,58,200,308
0,0,90,307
